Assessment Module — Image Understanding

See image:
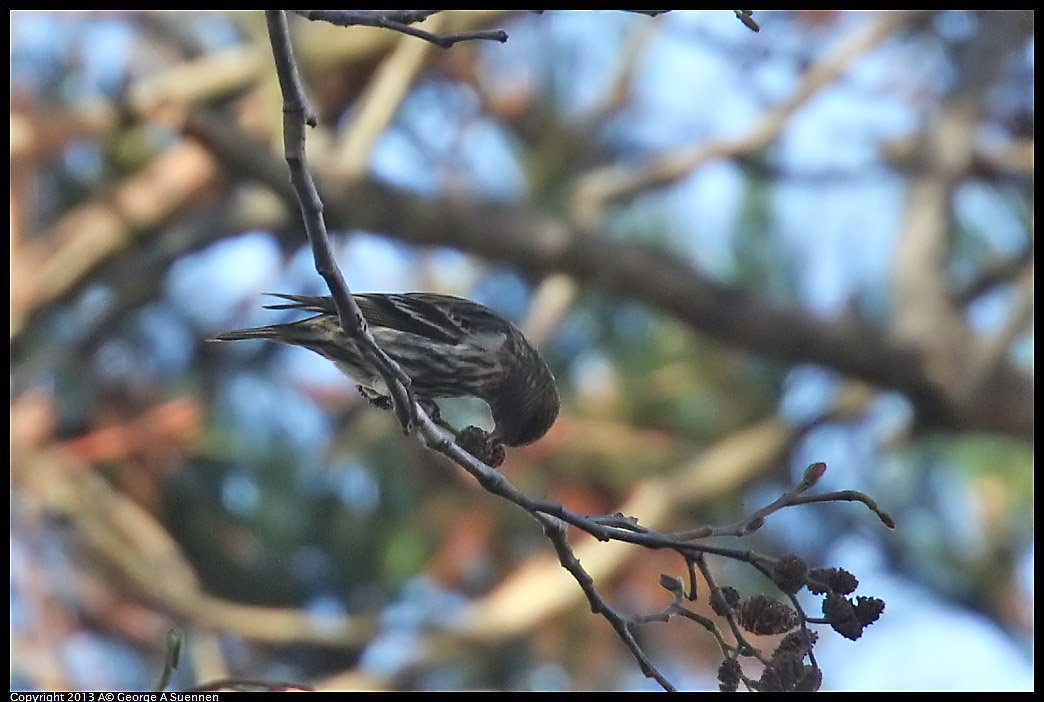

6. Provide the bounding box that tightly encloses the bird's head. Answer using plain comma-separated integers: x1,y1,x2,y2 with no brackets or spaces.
489,339,560,447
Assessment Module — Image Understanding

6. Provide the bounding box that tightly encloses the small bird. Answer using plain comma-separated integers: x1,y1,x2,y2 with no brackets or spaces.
212,293,560,447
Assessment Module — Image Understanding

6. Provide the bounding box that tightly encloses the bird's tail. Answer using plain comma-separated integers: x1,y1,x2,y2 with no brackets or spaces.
210,325,285,342
211,294,332,342
261,293,335,314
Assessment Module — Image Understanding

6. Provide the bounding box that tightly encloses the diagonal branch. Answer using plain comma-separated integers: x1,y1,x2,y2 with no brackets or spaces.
265,10,419,435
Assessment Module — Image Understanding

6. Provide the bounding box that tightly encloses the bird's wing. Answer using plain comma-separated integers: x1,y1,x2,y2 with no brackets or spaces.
261,292,500,347
354,293,463,345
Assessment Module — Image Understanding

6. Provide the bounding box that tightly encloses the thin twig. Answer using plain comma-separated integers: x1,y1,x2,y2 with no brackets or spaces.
152,628,181,692
291,10,508,48
788,490,897,529
538,513,677,692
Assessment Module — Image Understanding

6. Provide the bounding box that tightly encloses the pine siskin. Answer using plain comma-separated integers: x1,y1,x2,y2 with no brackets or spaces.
212,293,560,447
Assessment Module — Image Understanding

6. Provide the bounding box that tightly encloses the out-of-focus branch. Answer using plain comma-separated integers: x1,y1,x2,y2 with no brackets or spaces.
955,245,1034,306
880,135,1034,182
24,11,1031,443
518,274,578,348
178,110,1033,442
10,390,373,650
10,140,221,339
9,11,513,338
592,14,664,120
890,10,1033,429
516,16,663,351
967,264,1034,385
571,10,918,226
891,101,979,378
330,14,445,177
12,440,377,648
325,181,1031,443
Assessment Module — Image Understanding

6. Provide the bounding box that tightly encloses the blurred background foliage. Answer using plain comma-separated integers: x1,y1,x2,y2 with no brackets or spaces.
10,10,1033,691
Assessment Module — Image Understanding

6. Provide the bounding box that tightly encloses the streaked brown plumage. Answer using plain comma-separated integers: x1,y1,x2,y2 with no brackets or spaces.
212,293,560,446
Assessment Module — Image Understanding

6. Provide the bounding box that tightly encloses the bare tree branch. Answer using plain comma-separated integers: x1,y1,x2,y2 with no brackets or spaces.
290,10,508,48
955,245,1033,306
891,10,1034,434
265,10,419,434
174,110,1031,443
